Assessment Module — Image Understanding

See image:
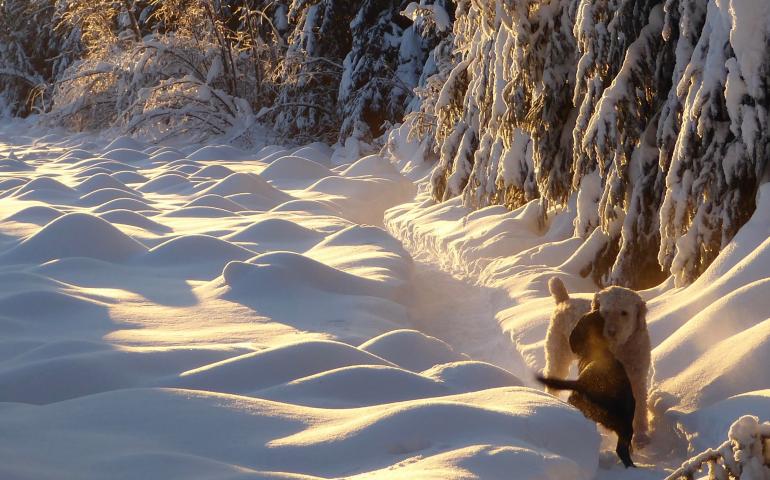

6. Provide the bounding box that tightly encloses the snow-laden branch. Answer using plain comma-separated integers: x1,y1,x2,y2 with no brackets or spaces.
665,416,770,480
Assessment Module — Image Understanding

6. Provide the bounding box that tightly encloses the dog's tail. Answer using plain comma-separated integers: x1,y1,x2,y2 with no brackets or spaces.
536,374,579,392
548,277,570,304
536,374,621,414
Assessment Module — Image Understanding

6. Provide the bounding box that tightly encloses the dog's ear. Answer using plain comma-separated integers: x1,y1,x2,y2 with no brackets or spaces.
636,297,648,330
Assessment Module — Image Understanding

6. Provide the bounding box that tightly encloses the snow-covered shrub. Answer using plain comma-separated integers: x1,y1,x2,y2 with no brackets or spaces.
665,415,770,480
48,35,255,142
45,0,286,141
0,0,81,115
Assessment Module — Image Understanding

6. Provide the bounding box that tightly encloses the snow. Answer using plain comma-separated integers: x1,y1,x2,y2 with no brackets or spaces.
360,329,468,371
0,119,769,480
260,155,334,188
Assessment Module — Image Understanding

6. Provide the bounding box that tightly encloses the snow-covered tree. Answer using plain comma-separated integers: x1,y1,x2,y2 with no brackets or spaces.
337,0,409,142
268,0,357,142
412,0,770,287
338,0,451,143
657,0,770,286
506,0,577,213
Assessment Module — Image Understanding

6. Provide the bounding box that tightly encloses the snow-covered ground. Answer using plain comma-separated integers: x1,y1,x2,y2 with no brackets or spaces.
0,119,768,479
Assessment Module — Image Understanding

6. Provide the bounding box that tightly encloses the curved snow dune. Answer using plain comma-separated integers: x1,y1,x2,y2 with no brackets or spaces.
0,213,149,264
0,387,599,480
0,125,605,479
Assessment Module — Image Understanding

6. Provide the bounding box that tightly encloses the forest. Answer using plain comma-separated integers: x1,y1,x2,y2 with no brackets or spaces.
3,0,768,291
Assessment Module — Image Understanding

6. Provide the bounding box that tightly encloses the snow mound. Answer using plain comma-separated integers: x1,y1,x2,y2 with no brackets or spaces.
0,213,147,264
259,155,333,187
138,173,193,193
222,252,397,300
98,210,171,233
91,198,157,213
72,167,112,178
187,145,248,161
270,199,339,215
0,157,32,171
649,186,770,342
255,144,286,160
89,160,138,172
422,361,524,391
167,159,203,169
198,172,290,203
224,218,324,246
67,157,111,170
312,224,405,252
170,164,200,175
170,340,394,393
255,364,449,407
78,188,143,207
222,192,284,210
0,344,241,404
673,390,770,451
111,171,149,184
268,388,598,479
307,225,413,289
341,154,399,177
101,148,150,162
657,314,770,412
54,148,94,162
193,164,235,179
0,290,107,322
142,235,254,266
359,330,468,372
104,136,146,151
184,194,247,212
13,177,77,197
257,148,294,165
149,150,184,162
292,143,333,165
0,177,26,192
0,388,598,480
161,206,236,218
306,175,416,224
76,173,135,194
4,205,64,224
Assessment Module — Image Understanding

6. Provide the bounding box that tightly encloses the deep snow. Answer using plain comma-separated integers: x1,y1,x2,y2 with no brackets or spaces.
0,119,768,479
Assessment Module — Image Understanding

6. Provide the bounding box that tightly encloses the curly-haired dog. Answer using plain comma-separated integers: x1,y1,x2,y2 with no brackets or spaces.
543,277,591,395
593,286,651,447
537,310,636,468
543,277,651,447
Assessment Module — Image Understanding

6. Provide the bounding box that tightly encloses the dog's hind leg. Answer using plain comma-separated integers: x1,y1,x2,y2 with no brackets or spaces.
616,435,635,468
543,330,573,395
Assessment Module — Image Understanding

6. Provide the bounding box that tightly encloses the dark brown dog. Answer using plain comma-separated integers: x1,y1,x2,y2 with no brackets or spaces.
536,310,636,468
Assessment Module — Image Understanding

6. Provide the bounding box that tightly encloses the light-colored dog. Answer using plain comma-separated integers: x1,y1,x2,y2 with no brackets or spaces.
543,277,590,393
593,285,651,447
544,277,651,447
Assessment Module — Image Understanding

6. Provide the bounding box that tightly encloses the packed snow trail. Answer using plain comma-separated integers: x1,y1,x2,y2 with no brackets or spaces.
407,260,530,381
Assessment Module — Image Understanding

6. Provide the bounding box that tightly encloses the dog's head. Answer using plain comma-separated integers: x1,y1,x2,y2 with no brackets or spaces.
592,286,647,345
